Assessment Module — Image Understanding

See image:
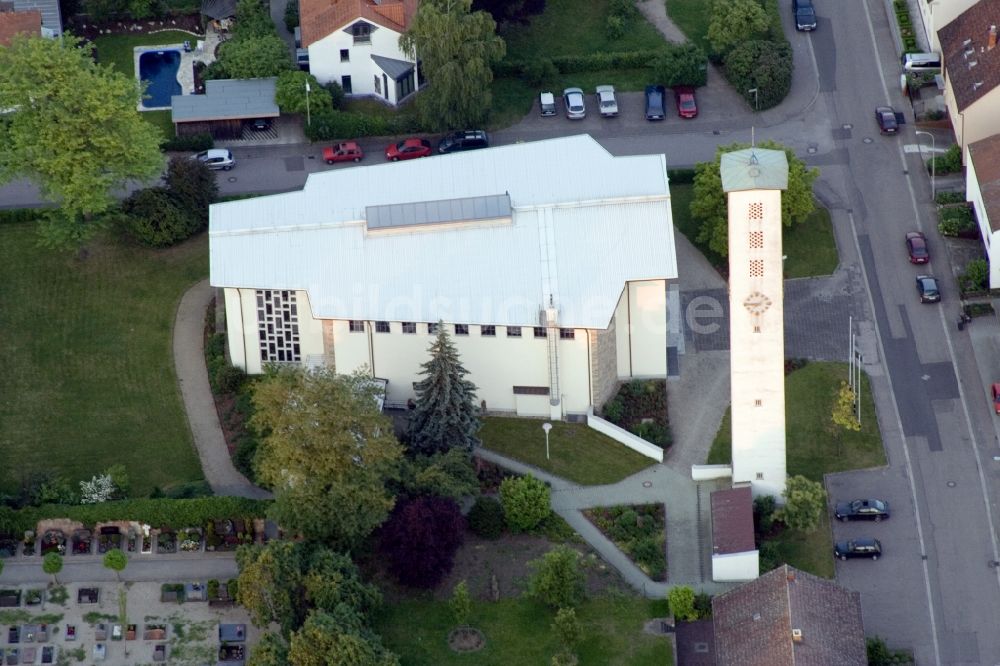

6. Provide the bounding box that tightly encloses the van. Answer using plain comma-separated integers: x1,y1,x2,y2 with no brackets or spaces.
903,52,941,72
437,130,489,154
539,91,556,117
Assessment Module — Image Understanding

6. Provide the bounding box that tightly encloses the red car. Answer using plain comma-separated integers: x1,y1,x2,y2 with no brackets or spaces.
385,138,432,161
323,141,364,164
675,87,698,119
992,384,1000,414
905,231,929,264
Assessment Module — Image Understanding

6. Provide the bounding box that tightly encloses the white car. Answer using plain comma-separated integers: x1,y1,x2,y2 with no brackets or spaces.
562,87,586,119
595,85,618,117
539,91,556,116
194,148,235,171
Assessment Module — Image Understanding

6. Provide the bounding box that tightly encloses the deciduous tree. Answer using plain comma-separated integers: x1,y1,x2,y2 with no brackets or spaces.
707,0,769,54
667,585,697,621
449,580,472,627
393,448,479,500
103,549,128,581
779,475,826,532
251,368,402,548
0,35,163,248
247,632,289,666
287,611,400,666
275,70,332,114
552,607,582,653
378,496,465,588
400,0,506,130
42,552,63,584
652,43,707,88
527,546,585,609
723,40,793,111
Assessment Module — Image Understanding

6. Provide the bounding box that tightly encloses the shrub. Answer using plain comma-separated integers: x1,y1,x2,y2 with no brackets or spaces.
668,169,696,184
608,0,638,22
935,191,965,205
214,364,247,395
938,205,974,236
379,496,465,588
499,475,551,532
693,592,713,619
523,58,558,86
0,208,48,225
605,14,626,39
653,42,708,88
631,421,671,447
283,0,298,31
207,579,220,598
962,258,989,292
227,578,238,599
928,144,962,174
602,396,624,423
120,187,195,248
723,40,793,110
631,536,664,579
161,133,213,152
323,81,346,110
165,156,218,229
233,435,260,483
758,540,781,572
527,545,585,608
667,586,697,621
276,70,332,115
496,49,666,77
779,475,826,532
467,496,505,539
753,495,776,536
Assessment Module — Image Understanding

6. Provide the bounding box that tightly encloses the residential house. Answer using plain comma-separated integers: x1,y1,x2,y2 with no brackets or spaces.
938,0,1000,161
712,564,867,666
915,0,978,52
966,133,1000,287
209,135,679,420
299,0,419,105
0,4,39,46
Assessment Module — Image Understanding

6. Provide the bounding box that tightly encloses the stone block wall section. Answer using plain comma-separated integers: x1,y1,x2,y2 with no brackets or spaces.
589,320,618,412
586,408,664,462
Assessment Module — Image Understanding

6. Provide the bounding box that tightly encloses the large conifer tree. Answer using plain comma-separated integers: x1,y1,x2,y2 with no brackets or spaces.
408,323,481,454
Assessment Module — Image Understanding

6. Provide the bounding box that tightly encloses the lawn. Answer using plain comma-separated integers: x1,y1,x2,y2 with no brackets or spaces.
670,183,838,278
479,417,655,485
93,31,197,77
375,595,671,666
770,512,835,578
142,110,176,143
0,223,208,495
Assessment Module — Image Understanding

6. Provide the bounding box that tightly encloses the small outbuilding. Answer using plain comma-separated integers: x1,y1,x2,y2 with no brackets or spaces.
170,77,279,140
710,485,758,582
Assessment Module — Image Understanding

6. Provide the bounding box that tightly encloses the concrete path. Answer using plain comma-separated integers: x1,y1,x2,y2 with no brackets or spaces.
173,280,272,500
0,553,238,585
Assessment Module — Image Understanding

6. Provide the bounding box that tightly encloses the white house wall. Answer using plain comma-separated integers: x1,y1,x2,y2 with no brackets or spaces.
224,288,325,375
945,84,1000,161
712,550,759,582
966,152,1000,288
307,24,411,103
612,280,668,379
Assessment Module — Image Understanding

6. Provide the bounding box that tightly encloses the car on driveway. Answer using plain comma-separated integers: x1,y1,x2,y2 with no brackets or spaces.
875,106,899,134
916,275,941,303
675,86,698,118
563,87,586,119
194,148,235,170
323,141,364,164
834,538,882,560
438,130,489,154
595,85,618,117
385,138,432,161
645,85,666,121
539,91,557,116
905,231,929,263
991,384,1000,414
835,498,890,522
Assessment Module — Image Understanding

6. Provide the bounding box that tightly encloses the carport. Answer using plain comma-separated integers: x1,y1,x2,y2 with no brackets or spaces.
170,77,279,140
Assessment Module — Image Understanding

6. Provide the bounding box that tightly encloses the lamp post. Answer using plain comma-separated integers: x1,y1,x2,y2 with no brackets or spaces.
915,130,936,200
542,422,552,461
305,81,312,126
748,88,759,111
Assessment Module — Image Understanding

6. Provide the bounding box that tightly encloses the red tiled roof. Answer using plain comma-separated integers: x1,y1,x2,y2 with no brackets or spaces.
713,565,867,666
939,0,1000,112
300,0,418,48
711,485,755,555
0,8,40,47
969,133,1000,232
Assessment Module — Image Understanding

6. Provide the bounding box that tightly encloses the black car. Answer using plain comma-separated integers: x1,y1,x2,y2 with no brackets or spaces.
875,106,898,134
251,118,272,131
793,0,817,31
437,130,489,154
835,498,890,522
645,85,666,121
834,538,882,560
916,275,941,303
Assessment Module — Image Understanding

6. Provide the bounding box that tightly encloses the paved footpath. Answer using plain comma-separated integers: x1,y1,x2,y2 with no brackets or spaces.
0,552,237,585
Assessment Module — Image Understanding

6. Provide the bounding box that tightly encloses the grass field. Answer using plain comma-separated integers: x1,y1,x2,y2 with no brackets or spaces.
141,109,176,143
375,595,671,666
0,223,207,495
93,31,196,77
480,418,655,485
664,0,712,53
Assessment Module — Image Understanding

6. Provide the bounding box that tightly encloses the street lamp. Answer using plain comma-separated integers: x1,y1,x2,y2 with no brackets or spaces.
305,81,312,126
748,88,759,112
542,422,552,461
915,130,936,200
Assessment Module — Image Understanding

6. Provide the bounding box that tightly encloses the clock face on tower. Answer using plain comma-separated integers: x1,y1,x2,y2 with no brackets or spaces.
743,291,772,315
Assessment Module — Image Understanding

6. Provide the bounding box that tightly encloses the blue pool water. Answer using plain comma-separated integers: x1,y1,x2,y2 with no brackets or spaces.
139,50,181,108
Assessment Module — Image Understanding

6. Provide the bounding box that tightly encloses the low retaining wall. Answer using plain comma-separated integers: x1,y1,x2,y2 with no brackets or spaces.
691,464,733,481
586,408,663,462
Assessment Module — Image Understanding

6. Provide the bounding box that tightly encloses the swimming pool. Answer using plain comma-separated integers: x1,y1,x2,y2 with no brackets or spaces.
139,50,181,108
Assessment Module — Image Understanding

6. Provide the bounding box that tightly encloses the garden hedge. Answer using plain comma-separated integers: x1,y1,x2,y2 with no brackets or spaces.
495,48,667,77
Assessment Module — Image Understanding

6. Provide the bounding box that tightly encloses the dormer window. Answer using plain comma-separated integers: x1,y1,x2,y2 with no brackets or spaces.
352,22,372,44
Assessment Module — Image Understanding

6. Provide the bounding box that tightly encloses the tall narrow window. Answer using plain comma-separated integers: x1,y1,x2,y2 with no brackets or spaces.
257,290,301,363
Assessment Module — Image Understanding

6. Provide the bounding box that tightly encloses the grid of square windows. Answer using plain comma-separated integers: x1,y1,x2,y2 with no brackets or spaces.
455,324,469,335
402,322,416,334
256,290,301,363
349,320,364,332
507,326,522,337
481,325,496,336
375,321,390,333
559,328,575,340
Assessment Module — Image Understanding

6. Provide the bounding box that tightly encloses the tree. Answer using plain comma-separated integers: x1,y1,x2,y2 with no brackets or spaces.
275,70,332,115
394,448,479,500
164,155,218,228
652,43,707,88
251,367,403,548
42,552,63,584
379,496,465,588
779,475,827,532
691,140,819,257
667,586,697,621
527,546,585,608
103,549,128,581
248,632,289,666
408,324,481,455
400,0,506,130
723,40,793,111
552,607,582,653
288,611,400,666
215,35,294,79
0,35,163,248
831,381,861,432
499,475,550,532
449,580,472,627
467,495,505,539
707,0,769,54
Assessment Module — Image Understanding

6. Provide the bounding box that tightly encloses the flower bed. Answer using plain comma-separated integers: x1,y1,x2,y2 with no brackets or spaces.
601,380,671,449
156,530,176,554
178,527,202,552
71,530,92,555
584,504,666,581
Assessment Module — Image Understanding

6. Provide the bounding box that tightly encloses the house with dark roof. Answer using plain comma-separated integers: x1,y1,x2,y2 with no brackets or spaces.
966,133,1000,287
299,0,419,105
712,565,866,666
939,0,1000,159
710,485,759,581
914,0,979,52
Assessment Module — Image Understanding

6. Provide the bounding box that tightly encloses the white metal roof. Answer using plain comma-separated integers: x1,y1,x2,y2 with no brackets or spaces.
210,134,678,329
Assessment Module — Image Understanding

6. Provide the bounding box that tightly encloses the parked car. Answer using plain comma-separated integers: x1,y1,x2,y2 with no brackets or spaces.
438,130,490,154
991,384,1000,414
595,85,618,117
834,538,882,561
875,106,899,134
835,498,890,522
674,86,698,119
916,275,941,303
793,0,817,31
645,85,666,121
194,149,235,171
322,141,364,164
250,118,271,131
539,91,557,117
905,231,929,263
563,87,586,119
385,138,432,161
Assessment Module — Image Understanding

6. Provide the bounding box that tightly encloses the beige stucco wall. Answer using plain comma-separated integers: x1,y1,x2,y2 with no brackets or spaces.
612,280,667,379
223,288,326,375
307,22,412,104
944,82,1000,161
965,152,1000,288
918,0,979,52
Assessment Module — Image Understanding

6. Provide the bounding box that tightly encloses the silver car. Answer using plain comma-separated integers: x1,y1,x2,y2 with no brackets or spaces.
595,85,618,117
194,148,235,171
563,87,586,119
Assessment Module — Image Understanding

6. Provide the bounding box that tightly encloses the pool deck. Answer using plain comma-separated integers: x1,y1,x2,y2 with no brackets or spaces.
134,28,222,112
